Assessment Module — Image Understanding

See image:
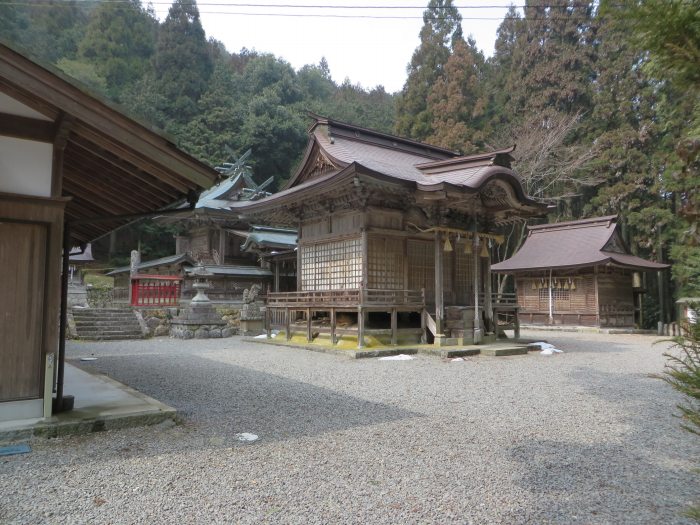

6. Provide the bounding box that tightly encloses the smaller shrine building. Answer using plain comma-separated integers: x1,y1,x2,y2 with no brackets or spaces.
491,216,669,328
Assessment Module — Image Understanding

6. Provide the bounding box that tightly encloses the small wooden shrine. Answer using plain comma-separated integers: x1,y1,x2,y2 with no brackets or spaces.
491,216,669,328
111,172,298,303
232,115,547,347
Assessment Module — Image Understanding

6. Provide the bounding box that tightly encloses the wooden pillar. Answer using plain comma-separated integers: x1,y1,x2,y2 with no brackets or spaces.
548,268,553,324
306,308,312,342
297,243,302,292
434,230,444,336
484,254,493,332
218,228,226,264
473,235,481,344
391,308,398,346
285,308,291,341
514,309,521,339
420,288,427,344
274,261,280,292
594,266,600,326
265,306,271,339
357,307,365,349
330,308,337,345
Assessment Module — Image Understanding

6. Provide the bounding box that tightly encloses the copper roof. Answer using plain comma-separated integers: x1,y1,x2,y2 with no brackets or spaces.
491,216,669,272
231,116,546,222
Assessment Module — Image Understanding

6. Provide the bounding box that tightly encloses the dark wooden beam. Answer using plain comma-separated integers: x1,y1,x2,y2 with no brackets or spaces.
51,113,74,197
66,142,174,206
0,112,54,142
69,134,189,198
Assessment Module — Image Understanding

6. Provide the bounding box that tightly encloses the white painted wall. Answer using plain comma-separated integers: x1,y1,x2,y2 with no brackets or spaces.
0,136,53,197
0,91,51,120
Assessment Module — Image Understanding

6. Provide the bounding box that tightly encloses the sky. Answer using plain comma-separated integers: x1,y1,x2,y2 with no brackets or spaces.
152,1,518,93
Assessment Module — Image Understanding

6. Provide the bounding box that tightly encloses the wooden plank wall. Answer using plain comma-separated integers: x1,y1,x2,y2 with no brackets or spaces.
516,272,596,315
0,193,66,404
0,222,47,401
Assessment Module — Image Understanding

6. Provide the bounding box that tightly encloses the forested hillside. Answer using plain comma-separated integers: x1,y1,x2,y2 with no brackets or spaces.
1,0,697,323
0,0,395,190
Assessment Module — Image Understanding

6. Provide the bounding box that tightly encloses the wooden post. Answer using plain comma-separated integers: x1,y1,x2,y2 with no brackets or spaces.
265,306,271,339
306,308,312,342
391,308,398,346
420,288,427,344
285,308,291,341
514,309,521,339
548,268,553,324
274,261,280,292
434,230,444,336
330,308,337,345
594,266,600,326
484,253,493,333
218,228,226,264
357,306,365,349
473,235,481,344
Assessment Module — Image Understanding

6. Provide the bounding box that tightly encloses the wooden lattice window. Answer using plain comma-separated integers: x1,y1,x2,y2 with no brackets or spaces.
455,250,475,305
407,240,434,301
368,237,404,289
300,238,362,290
538,288,570,310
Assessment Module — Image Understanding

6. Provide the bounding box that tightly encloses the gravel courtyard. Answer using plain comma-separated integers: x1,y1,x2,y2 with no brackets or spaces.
1,331,698,524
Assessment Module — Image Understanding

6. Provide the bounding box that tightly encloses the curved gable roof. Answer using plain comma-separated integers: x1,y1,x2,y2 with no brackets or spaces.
492,216,669,272
254,115,545,221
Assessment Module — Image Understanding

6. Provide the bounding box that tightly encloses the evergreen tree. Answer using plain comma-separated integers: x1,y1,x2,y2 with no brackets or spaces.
79,0,157,100
396,0,463,140
626,0,700,295
179,60,246,165
506,0,596,122
426,36,487,153
154,0,213,123
585,3,669,260
486,5,523,129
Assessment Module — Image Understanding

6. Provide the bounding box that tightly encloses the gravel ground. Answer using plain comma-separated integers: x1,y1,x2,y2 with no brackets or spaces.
1,331,698,524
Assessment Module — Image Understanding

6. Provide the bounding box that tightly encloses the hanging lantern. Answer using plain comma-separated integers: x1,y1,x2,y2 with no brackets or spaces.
443,235,453,252
463,240,472,255
571,279,577,291
531,280,537,290
563,281,570,290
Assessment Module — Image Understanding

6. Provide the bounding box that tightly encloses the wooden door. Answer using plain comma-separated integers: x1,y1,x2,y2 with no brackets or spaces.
0,221,47,401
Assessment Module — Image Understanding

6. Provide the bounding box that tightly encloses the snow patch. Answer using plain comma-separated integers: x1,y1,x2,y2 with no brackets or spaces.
235,432,259,443
530,341,564,355
379,354,414,361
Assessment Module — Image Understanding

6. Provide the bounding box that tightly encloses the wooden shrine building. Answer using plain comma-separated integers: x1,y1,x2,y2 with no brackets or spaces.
0,43,218,423
491,216,669,328
231,116,547,347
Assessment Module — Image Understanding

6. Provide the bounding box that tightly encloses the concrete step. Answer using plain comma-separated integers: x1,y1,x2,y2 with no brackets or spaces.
74,320,141,327
79,335,144,341
480,345,528,357
72,313,136,319
78,327,143,336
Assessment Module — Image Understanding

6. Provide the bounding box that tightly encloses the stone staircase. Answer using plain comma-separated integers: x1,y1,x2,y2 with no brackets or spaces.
72,308,144,341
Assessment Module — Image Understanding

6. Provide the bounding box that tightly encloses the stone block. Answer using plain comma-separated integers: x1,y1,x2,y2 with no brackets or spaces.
154,325,169,337
221,327,234,338
195,328,209,339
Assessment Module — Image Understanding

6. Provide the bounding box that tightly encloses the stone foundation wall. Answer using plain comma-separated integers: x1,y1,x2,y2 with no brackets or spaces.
134,306,245,338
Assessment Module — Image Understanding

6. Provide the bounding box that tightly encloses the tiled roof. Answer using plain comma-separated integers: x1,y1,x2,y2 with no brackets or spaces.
492,216,669,272
106,253,195,276
184,265,272,277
